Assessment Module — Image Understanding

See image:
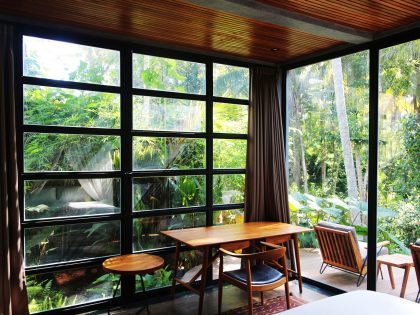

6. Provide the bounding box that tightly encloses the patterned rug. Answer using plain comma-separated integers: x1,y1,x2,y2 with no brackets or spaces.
220,295,306,315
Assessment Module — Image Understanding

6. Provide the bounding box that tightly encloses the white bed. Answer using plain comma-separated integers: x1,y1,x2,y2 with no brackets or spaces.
280,290,419,315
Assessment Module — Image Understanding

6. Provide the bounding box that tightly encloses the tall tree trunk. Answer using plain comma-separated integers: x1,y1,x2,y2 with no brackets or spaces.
300,132,309,193
331,58,360,221
354,146,366,201
294,94,308,193
321,161,327,190
414,64,420,114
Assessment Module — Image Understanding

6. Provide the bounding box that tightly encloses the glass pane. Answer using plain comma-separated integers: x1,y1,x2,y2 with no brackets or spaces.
287,51,370,291
133,176,205,211
24,179,121,220
213,139,246,169
135,250,201,292
24,85,120,128
133,54,205,94
213,64,249,99
377,40,419,299
133,213,206,251
27,266,119,313
133,96,205,132
25,221,120,267
213,209,244,225
133,137,205,170
24,133,120,172
23,36,120,86
213,174,245,205
213,103,248,134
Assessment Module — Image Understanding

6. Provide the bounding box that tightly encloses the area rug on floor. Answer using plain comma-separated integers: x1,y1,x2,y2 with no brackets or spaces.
220,295,306,315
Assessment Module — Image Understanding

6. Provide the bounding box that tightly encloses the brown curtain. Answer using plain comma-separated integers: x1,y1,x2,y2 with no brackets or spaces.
0,24,29,315
245,66,290,223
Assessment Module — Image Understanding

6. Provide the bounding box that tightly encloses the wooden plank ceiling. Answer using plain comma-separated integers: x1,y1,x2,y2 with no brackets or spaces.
259,0,420,33
0,0,418,63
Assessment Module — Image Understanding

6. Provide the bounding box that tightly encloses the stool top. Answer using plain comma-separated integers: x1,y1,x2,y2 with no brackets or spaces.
103,253,165,275
377,253,414,267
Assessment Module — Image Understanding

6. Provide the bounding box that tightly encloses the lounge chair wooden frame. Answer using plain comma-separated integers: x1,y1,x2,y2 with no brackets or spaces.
410,243,420,303
314,224,388,286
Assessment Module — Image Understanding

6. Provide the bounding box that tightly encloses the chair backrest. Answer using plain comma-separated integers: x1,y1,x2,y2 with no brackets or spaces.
250,246,287,263
314,224,364,273
410,243,420,289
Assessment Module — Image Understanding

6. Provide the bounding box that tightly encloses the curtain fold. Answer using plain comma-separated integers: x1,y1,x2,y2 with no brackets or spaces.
245,66,290,223
0,24,30,315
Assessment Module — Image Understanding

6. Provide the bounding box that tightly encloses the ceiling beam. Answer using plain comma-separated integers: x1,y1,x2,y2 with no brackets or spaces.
188,0,373,44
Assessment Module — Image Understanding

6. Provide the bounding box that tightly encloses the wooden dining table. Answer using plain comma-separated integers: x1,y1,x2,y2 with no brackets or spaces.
161,221,311,315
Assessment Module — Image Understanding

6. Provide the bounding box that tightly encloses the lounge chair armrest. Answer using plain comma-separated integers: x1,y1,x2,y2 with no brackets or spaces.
363,240,390,249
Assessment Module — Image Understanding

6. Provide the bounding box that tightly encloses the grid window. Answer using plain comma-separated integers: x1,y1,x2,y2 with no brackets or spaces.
20,36,249,313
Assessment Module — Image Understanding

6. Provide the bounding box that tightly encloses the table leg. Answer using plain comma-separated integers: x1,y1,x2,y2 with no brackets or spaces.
293,234,303,293
139,274,150,315
198,246,210,315
387,265,395,289
171,241,181,298
400,266,411,298
108,276,121,315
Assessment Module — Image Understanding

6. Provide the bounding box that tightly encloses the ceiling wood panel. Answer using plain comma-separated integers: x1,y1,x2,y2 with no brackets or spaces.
0,0,417,63
259,0,420,33
0,0,343,62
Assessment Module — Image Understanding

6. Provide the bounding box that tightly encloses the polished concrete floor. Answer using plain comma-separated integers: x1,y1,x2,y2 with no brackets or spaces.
90,280,330,315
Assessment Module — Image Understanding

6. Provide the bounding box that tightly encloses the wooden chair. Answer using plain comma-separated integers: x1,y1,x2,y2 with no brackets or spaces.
410,240,420,303
314,221,389,286
218,241,290,315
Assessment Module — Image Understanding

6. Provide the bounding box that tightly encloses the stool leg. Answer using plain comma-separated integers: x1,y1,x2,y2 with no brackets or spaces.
140,274,150,315
108,276,121,315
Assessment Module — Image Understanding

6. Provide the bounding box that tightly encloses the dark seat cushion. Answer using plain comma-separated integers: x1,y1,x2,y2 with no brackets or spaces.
415,239,420,246
224,264,284,285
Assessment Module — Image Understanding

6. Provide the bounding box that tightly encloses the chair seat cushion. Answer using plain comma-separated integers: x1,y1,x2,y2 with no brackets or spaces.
224,264,284,285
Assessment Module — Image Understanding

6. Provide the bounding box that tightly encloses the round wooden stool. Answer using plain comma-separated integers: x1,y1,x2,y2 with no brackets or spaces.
103,253,165,315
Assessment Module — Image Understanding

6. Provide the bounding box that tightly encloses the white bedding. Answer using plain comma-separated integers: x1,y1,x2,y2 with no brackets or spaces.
280,290,419,315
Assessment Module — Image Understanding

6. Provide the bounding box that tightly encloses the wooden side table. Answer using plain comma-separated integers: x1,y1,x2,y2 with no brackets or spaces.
377,253,414,298
103,253,165,315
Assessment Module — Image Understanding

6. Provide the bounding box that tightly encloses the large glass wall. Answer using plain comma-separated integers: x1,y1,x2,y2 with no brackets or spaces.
377,39,419,299
287,51,370,290
20,34,249,313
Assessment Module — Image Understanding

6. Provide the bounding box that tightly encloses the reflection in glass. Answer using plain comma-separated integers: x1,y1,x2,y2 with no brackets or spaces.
26,265,119,313
24,85,120,128
213,64,249,99
213,209,244,225
135,250,201,292
133,137,205,170
23,36,120,86
133,213,206,251
25,221,120,267
133,176,205,211
133,96,205,132
213,139,246,169
24,179,121,220
213,174,245,205
24,133,120,172
133,54,205,94
213,103,248,134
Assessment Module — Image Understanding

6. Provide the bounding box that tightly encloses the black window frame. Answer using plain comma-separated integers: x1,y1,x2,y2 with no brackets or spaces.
15,25,253,314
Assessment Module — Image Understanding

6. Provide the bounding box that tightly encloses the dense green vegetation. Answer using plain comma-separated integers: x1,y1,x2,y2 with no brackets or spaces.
288,40,419,252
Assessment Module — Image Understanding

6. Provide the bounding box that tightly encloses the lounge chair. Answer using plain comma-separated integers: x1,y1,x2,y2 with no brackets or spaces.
410,239,420,303
314,221,389,286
